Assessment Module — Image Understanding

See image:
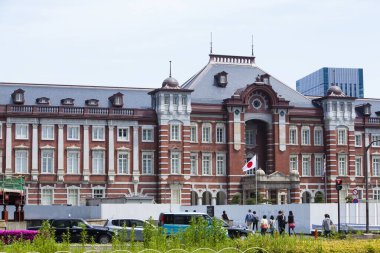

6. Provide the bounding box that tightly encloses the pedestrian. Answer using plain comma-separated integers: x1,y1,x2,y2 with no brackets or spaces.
268,215,276,236
322,214,333,237
276,210,286,235
260,215,268,235
288,211,295,236
245,209,254,230
252,211,259,232
222,210,229,223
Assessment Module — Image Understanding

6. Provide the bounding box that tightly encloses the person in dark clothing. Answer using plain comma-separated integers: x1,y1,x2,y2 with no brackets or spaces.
222,210,229,223
276,210,286,235
288,211,295,235
252,211,259,232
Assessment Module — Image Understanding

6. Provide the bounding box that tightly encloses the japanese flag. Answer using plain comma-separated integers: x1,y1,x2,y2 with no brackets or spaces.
243,155,257,172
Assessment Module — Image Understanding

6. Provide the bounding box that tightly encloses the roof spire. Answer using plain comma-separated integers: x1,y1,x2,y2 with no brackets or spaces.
169,60,172,78
251,34,254,57
210,32,213,54
332,69,336,86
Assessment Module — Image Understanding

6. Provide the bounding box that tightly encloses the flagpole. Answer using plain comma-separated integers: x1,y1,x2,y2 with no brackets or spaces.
255,155,258,204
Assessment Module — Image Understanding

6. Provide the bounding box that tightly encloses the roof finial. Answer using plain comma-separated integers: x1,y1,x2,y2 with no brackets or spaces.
169,60,172,78
251,34,254,57
210,32,213,54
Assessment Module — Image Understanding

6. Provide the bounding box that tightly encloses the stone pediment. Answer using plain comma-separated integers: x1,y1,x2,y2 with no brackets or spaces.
266,171,288,182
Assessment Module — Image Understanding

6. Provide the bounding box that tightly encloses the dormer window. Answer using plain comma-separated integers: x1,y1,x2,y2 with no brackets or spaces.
214,71,228,88
363,103,371,116
109,92,123,107
61,98,74,106
85,99,99,107
36,97,50,105
261,74,270,85
12,89,25,104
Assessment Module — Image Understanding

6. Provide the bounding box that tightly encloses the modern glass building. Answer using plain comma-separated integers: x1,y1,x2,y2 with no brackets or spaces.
296,67,364,98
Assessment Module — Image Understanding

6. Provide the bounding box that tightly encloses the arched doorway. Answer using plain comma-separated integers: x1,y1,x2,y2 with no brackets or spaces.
314,191,324,203
245,119,268,173
190,191,198,205
216,191,226,205
202,191,212,205
302,191,311,203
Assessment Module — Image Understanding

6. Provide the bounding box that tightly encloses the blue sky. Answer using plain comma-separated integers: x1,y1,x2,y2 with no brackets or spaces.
0,0,379,98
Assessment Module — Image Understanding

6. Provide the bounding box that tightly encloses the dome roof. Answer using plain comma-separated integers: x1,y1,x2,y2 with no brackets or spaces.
327,85,345,97
256,168,265,176
162,76,179,89
290,169,299,177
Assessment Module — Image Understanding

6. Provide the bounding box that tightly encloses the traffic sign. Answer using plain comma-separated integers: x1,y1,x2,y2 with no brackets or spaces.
353,198,359,203
352,189,358,195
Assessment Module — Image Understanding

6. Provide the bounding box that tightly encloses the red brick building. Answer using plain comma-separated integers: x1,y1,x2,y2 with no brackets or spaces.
1,53,380,206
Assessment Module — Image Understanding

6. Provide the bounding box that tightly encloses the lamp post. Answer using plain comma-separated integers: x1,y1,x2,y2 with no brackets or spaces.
363,139,380,233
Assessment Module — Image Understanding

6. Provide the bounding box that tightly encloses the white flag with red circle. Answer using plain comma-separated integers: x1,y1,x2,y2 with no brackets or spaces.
242,155,257,172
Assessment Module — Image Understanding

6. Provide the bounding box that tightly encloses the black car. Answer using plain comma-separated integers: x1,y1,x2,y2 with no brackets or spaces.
28,218,114,244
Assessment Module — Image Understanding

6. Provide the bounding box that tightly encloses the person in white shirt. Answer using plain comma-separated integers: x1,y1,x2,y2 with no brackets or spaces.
260,215,269,235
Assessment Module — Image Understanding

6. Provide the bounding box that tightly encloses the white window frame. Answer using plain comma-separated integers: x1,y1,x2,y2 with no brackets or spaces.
337,128,347,145
245,129,256,146
202,123,212,143
301,126,310,145
314,127,323,146
338,154,347,176
355,133,362,147
67,126,80,141
302,154,311,176
41,149,54,174
15,149,28,174
41,187,54,205
92,126,105,141
202,153,212,175
289,155,298,172
15,124,28,140
117,127,129,142
289,126,298,145
170,151,181,174
190,123,198,143
170,124,181,141
67,151,80,174
372,156,380,176
371,135,380,147
190,153,198,175
314,155,324,176
171,189,181,204
92,150,105,174
92,187,105,198
117,151,129,174
142,127,154,142
216,124,226,144
374,189,380,200
142,151,154,174
67,187,80,206
216,153,226,175
41,125,54,140
355,156,362,176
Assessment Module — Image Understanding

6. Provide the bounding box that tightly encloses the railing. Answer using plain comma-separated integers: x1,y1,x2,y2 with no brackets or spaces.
368,117,380,124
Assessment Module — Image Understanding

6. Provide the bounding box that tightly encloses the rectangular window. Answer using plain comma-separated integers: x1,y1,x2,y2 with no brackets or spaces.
170,152,181,174
164,95,170,105
245,129,256,146
374,189,380,200
67,151,80,174
67,126,80,140
190,124,197,143
202,153,211,175
142,128,153,142
289,127,297,145
181,95,187,105
117,151,129,174
15,150,28,173
216,154,226,175
355,133,362,147
289,155,298,172
314,128,323,146
170,124,180,141
337,129,347,145
171,189,181,204
41,188,53,205
371,135,380,147
93,188,105,198
117,127,129,142
142,152,154,174
67,188,79,206
355,156,362,176
301,127,310,145
338,155,347,176
41,150,54,173
302,155,311,176
216,125,225,143
173,95,179,105
190,154,198,175
202,124,211,143
92,151,104,174
16,124,28,139
315,155,323,176
372,157,380,176
92,126,105,141
41,125,54,140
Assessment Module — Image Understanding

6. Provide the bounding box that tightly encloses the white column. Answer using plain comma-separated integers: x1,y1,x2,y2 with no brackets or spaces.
198,196,202,206
57,124,64,181
108,125,115,182
211,196,217,206
31,124,39,181
5,123,12,175
132,126,140,194
83,125,90,181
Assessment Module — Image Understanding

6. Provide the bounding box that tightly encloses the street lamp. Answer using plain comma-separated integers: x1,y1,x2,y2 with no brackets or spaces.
363,139,380,234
